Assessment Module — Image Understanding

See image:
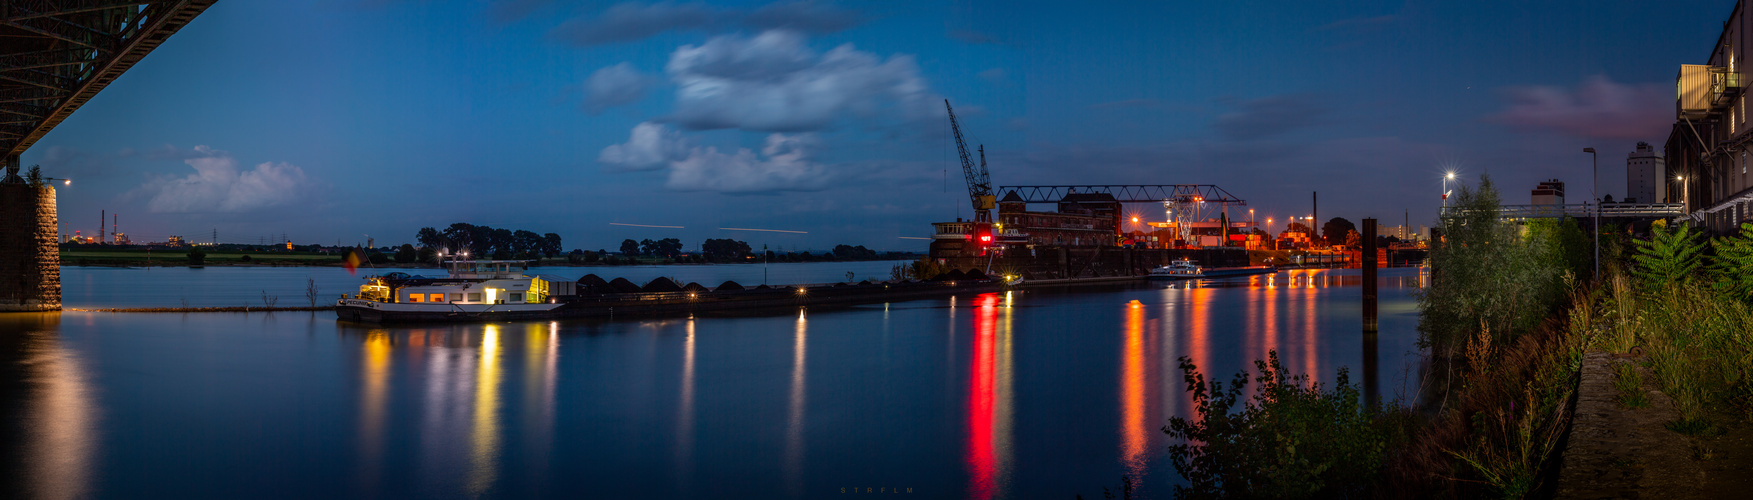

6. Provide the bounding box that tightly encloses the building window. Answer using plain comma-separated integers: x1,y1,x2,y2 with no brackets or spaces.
468,292,482,302
431,293,446,303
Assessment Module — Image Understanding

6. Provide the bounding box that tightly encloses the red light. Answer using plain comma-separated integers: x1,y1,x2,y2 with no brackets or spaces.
979,234,992,243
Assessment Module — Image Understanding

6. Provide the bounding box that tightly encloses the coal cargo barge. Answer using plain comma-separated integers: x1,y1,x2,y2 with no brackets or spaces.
334,259,1012,324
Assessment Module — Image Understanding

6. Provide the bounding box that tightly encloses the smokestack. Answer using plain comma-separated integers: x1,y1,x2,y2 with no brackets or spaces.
1312,192,1318,228
100,209,104,244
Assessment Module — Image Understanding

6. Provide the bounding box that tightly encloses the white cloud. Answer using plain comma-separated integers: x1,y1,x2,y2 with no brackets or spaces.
585,62,652,113
598,121,688,170
666,132,826,192
665,30,935,132
135,146,315,213
599,122,826,192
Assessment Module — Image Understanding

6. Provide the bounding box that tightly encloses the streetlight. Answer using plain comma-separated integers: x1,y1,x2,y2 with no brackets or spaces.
1584,147,1598,281
1442,171,1456,208
1267,217,1275,249
1677,175,1689,212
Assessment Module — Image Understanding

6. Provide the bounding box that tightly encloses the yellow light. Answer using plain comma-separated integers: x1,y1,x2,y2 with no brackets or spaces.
63,179,71,185
485,288,497,303
1131,216,1139,223
1445,172,1456,179
796,287,807,295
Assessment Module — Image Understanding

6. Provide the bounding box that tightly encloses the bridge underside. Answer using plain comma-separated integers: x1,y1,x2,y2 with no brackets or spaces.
1,2,213,312
2,0,215,169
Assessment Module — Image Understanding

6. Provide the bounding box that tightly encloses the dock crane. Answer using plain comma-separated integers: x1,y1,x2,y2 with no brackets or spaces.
945,99,996,249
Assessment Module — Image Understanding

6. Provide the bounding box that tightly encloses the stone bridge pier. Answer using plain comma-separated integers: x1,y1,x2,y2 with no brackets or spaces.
0,156,59,312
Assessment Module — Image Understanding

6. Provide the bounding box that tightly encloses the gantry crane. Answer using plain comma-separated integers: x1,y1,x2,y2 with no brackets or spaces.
945,99,996,247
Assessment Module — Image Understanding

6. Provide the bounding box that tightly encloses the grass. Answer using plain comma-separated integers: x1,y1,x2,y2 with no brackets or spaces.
1614,362,1651,409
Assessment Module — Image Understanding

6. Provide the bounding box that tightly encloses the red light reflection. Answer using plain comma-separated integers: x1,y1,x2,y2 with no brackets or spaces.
965,293,1011,499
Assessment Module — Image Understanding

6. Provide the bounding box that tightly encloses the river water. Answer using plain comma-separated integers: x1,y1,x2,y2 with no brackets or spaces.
3,264,1427,499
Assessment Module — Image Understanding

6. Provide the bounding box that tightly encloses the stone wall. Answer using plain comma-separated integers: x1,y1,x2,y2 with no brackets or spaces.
0,184,60,311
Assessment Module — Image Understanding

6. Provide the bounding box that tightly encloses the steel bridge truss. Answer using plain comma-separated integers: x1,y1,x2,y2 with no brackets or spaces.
998,185,1246,242
995,185,1245,204
1,0,215,162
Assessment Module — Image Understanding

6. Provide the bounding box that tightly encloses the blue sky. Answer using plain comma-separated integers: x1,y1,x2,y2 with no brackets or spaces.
23,0,1733,251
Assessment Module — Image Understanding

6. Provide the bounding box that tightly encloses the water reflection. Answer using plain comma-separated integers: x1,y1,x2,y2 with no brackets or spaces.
338,323,570,497
785,309,808,497
470,326,503,495
1,314,98,500
675,319,696,492
358,329,391,493
1120,300,1149,476
965,293,1014,500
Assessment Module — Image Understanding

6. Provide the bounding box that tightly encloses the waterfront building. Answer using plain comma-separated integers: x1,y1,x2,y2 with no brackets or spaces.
1627,142,1667,203
1667,0,1753,231
994,190,1119,247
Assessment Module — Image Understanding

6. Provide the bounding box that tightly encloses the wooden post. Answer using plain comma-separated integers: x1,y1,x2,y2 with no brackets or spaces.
1362,218,1377,332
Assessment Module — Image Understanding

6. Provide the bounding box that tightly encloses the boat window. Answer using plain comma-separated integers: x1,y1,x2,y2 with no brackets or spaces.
450,293,463,302
509,292,524,302
409,294,424,303
430,294,446,303
468,292,482,302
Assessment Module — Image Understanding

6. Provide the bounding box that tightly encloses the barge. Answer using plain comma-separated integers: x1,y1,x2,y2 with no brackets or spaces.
335,259,1008,323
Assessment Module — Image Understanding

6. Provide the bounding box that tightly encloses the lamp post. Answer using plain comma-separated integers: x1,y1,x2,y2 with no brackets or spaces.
1442,171,1456,208
1584,147,1598,281
1267,217,1275,249
1678,175,1689,213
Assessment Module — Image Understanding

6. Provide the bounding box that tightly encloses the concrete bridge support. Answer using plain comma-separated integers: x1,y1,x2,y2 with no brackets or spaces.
0,158,59,312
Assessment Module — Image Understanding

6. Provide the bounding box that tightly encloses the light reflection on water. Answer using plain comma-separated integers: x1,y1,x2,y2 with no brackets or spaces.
1,268,1426,499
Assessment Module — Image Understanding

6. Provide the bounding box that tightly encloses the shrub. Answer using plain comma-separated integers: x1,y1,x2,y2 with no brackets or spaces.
1417,175,1568,362
1709,222,1753,302
1164,351,1405,499
1629,222,1702,289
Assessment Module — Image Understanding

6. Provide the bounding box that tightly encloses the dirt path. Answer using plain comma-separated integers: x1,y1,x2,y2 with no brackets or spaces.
1556,352,1753,499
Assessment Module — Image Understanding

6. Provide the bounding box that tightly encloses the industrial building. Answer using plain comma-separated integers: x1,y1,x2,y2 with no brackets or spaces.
1627,142,1666,204
1531,180,1566,205
1668,0,1753,232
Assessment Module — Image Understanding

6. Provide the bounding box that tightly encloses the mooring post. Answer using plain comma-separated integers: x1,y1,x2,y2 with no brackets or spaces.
1362,218,1378,404
1362,218,1377,332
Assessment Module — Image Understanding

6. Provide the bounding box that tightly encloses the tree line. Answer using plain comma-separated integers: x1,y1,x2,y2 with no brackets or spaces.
414,223,562,261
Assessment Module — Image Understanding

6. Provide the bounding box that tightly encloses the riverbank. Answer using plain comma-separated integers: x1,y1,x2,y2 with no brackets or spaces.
58,248,921,268
67,306,336,313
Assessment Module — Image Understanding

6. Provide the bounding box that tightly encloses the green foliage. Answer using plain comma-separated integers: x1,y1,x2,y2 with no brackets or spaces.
1709,222,1753,302
1524,217,1591,280
186,246,206,266
1614,363,1650,409
393,243,417,263
1417,174,1569,359
701,238,753,261
902,257,949,280
1629,222,1702,289
1626,283,1753,423
1164,351,1402,499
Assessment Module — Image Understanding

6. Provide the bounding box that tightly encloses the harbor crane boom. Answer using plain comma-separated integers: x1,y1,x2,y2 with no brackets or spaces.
945,99,995,224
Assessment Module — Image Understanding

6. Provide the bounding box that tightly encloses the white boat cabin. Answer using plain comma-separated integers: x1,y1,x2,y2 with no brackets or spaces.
352,260,572,305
